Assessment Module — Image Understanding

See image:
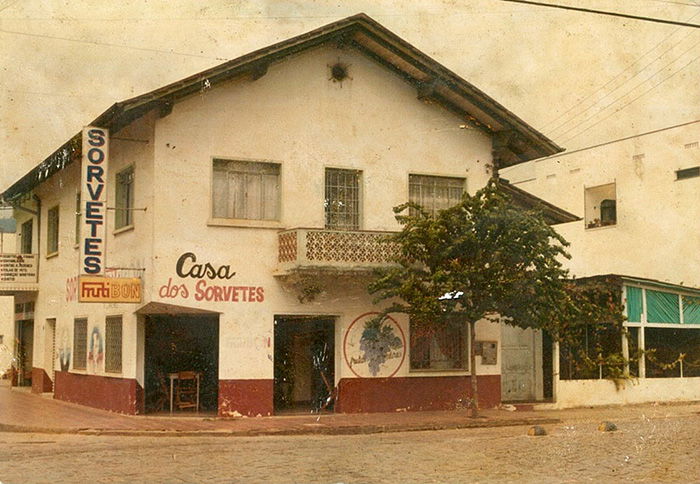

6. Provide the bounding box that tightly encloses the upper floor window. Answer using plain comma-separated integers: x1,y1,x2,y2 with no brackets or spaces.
47,205,59,255
409,174,465,215
325,168,361,231
585,183,616,229
212,159,280,221
115,166,135,229
20,219,32,254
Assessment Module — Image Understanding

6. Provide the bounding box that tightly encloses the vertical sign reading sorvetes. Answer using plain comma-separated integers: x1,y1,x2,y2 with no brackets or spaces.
80,126,109,275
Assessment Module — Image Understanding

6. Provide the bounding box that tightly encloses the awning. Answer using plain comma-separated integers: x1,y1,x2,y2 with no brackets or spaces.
134,301,221,316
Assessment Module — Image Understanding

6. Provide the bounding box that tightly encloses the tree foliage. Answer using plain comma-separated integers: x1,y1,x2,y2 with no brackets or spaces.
367,178,625,412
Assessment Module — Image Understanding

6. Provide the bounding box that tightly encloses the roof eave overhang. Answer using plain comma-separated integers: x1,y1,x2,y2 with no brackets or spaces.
1,13,561,201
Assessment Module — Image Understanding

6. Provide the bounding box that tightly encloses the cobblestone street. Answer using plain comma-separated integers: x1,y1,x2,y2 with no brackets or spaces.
1,410,698,483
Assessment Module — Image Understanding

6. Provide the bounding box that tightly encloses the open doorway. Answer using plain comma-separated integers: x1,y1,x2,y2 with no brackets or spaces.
14,319,33,387
274,316,335,414
144,315,219,414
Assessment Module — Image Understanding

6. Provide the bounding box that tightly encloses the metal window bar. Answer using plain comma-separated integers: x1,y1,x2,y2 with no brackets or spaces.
73,318,87,370
325,168,361,231
105,316,122,373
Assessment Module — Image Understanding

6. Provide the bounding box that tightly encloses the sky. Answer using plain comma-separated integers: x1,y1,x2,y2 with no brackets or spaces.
1,0,699,191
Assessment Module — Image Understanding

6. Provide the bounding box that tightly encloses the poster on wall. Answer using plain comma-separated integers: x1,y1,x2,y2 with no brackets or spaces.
343,312,406,378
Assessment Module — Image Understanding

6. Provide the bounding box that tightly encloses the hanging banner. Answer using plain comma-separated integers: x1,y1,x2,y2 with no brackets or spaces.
80,126,109,275
78,276,141,303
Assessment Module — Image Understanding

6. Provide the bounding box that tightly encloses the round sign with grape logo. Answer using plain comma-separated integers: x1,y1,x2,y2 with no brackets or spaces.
343,312,406,378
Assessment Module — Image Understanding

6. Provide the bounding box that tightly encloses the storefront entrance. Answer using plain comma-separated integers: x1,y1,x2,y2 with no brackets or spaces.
144,314,219,414
274,316,335,414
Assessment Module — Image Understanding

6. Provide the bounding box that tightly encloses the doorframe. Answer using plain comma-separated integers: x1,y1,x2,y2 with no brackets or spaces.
273,314,337,414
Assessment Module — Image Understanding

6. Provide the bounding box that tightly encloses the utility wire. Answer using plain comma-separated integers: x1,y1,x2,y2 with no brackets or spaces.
541,9,700,131
549,30,700,136
562,55,699,143
0,27,230,61
501,0,700,27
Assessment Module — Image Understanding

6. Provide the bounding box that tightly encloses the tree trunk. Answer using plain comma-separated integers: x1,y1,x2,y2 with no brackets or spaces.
469,319,478,418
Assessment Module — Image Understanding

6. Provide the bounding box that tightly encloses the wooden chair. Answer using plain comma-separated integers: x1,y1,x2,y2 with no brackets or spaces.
174,371,199,412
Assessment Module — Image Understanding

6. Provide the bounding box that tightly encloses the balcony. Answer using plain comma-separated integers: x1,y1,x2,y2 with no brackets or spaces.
0,253,39,294
276,228,399,275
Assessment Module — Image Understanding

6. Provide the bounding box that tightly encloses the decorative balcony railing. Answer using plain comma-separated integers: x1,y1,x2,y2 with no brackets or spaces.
277,228,399,273
0,253,39,293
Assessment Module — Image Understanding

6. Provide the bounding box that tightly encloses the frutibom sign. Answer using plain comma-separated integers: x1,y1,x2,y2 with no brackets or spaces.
80,126,109,275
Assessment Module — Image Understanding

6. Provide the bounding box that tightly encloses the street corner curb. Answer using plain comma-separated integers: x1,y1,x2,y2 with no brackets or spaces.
0,417,562,438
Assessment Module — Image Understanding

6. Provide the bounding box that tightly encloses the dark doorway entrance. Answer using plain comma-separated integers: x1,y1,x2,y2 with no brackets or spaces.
144,315,219,414
274,316,335,414
14,319,33,387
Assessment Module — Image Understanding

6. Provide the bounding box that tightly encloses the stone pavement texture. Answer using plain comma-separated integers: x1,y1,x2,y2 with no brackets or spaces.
1,412,699,483
1,386,698,438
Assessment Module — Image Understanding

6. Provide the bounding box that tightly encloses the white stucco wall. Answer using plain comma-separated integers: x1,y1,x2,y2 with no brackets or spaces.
502,121,700,288
146,43,496,384
554,377,700,409
14,41,507,390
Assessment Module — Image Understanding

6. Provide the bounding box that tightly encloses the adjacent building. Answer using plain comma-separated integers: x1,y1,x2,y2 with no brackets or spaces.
0,14,570,415
502,120,700,407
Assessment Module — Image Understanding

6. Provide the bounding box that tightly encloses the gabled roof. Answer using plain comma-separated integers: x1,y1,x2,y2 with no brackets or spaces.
1,13,562,203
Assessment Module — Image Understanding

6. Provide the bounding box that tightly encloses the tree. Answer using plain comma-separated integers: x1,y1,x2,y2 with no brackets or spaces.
367,178,622,416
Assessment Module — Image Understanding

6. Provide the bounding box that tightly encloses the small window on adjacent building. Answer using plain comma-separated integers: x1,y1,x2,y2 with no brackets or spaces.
409,174,465,215
115,166,135,229
105,316,122,373
325,168,361,230
20,219,33,254
47,205,59,255
676,166,700,181
409,318,468,371
73,318,87,370
585,183,616,229
212,159,280,221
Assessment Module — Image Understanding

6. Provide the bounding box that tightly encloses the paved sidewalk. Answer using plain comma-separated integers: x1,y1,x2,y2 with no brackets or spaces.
1,386,697,437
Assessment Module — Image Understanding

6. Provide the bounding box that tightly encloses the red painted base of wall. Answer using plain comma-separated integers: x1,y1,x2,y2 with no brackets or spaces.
31,368,53,394
219,379,273,417
335,375,501,413
54,371,144,415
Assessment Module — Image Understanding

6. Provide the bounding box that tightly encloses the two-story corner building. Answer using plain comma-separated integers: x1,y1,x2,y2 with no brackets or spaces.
501,120,700,408
0,14,572,416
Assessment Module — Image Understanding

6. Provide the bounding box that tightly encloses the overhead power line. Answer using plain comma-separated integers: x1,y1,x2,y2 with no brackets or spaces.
501,0,700,28
541,9,700,131
0,27,230,61
562,55,699,143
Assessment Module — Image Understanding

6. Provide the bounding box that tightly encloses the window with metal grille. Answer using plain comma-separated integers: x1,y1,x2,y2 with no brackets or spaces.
105,316,122,373
325,168,361,230
409,318,468,370
409,174,465,215
47,205,59,255
20,219,32,254
115,166,135,229
73,318,87,370
212,159,280,220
